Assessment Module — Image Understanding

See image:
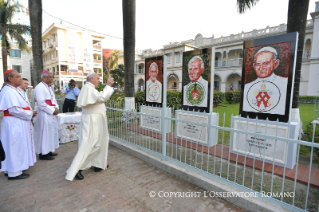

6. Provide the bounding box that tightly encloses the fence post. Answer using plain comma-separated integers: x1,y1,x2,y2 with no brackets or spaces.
161,55,168,161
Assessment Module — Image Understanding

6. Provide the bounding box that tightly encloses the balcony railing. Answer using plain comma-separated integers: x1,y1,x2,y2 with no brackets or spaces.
93,59,102,63
215,58,243,67
93,45,101,50
136,69,144,74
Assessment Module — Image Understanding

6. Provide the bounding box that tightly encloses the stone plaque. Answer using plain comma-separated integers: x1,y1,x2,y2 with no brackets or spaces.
175,110,218,146
233,120,288,164
176,113,208,144
140,106,171,132
230,116,299,169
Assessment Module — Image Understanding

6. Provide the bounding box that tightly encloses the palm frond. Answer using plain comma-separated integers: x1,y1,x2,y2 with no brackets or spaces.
237,0,259,14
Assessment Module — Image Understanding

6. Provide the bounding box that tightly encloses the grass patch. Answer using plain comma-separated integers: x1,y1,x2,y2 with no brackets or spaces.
211,102,316,146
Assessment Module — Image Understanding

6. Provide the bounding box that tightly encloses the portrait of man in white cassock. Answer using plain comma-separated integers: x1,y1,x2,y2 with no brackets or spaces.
146,62,162,103
243,46,289,115
183,55,208,107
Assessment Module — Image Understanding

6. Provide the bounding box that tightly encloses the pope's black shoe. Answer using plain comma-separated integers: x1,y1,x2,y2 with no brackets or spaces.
75,170,84,180
94,167,103,172
48,152,58,156
39,154,55,160
94,164,109,172
8,173,30,180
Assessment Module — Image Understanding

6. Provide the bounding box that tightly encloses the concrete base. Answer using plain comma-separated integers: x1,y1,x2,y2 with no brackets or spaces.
110,137,291,212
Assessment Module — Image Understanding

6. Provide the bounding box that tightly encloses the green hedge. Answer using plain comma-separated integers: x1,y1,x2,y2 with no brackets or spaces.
213,91,225,107
166,90,182,109
225,90,241,104
134,90,145,106
299,96,318,103
134,90,182,109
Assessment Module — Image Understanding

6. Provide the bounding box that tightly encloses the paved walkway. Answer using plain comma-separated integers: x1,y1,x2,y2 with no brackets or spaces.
0,141,244,212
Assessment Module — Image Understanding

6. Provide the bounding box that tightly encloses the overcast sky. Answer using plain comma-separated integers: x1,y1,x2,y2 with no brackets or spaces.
22,0,317,50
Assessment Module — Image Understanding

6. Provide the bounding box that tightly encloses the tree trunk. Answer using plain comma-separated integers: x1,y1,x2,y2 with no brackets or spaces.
29,0,43,87
122,0,135,97
2,46,7,72
287,0,310,109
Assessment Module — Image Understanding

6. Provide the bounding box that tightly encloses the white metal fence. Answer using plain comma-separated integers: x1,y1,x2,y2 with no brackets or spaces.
105,102,319,212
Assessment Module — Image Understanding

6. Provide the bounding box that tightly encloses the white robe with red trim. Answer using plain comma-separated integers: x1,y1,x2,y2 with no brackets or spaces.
34,82,59,155
66,83,114,181
0,85,36,173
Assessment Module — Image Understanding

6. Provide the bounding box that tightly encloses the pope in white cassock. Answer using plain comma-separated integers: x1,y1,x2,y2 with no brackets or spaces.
34,71,60,160
243,47,288,115
0,70,37,180
146,62,162,103
183,56,208,107
66,71,114,181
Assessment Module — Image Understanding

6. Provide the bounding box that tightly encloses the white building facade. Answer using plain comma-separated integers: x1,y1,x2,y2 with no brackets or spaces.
41,23,105,89
120,2,319,96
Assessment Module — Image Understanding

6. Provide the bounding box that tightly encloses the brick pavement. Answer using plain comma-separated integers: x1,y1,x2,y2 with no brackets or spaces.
0,141,244,212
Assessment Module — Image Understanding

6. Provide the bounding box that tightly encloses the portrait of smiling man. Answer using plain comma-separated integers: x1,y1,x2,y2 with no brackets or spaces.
146,62,162,103
183,55,208,107
243,46,288,115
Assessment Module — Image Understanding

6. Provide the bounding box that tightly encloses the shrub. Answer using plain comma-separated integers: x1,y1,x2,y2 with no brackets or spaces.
302,123,319,155
110,92,124,102
134,90,182,110
299,96,318,103
225,90,241,104
213,91,225,107
166,90,182,110
134,90,145,106
96,83,104,92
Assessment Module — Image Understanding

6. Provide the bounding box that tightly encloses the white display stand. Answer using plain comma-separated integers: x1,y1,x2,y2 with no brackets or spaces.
175,110,218,147
57,112,82,143
140,105,171,133
230,116,299,169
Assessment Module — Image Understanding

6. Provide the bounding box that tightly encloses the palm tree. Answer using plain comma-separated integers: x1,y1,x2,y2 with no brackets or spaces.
110,64,125,90
237,0,310,120
0,0,30,73
28,0,43,86
108,49,120,71
122,0,135,98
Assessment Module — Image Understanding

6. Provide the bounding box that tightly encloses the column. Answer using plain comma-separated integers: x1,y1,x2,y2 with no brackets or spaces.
220,82,226,92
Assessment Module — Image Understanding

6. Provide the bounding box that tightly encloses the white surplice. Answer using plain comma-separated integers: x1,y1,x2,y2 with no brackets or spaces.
66,82,114,181
33,82,59,155
0,85,36,173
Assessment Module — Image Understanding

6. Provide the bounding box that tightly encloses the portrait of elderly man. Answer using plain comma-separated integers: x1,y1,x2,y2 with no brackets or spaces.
183,55,208,107
146,62,162,103
243,46,288,115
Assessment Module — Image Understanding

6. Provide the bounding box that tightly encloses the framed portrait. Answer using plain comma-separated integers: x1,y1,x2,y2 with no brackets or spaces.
145,56,163,107
239,32,298,122
182,48,213,113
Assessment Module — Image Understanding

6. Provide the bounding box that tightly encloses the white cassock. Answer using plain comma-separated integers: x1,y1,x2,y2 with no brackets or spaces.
0,85,36,176
243,73,288,115
146,79,162,103
34,82,59,155
183,76,208,107
65,82,114,181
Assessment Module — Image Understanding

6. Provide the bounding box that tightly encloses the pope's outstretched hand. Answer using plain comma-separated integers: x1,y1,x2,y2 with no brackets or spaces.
107,77,114,87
